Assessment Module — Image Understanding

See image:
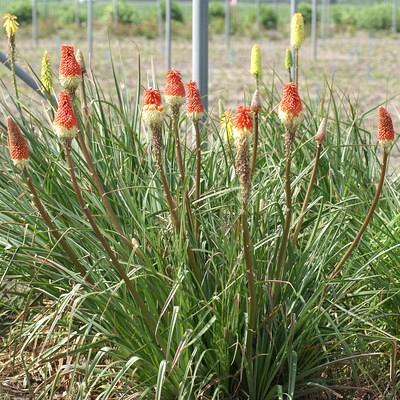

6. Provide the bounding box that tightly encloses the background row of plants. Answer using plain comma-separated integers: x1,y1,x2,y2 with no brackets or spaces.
3,1,400,40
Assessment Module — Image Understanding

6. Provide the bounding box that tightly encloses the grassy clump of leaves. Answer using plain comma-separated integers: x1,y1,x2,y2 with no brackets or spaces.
0,48,399,399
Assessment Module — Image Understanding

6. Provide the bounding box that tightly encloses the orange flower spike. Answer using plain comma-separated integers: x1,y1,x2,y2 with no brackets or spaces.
232,106,253,147
278,82,303,131
142,88,164,130
7,117,29,168
377,106,395,147
59,44,81,92
53,90,78,139
186,80,204,121
165,69,185,109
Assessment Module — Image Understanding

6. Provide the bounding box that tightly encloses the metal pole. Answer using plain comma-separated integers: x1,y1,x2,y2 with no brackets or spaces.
75,0,80,26
87,0,93,57
32,0,38,46
192,0,209,110
113,0,118,27
225,0,230,48
311,0,317,60
392,0,397,33
321,0,329,39
44,0,49,18
165,0,171,70
158,0,163,41
290,0,296,17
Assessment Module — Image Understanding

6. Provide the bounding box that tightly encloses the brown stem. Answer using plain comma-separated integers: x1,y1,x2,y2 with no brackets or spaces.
330,150,389,279
22,168,91,283
241,208,257,360
171,108,185,183
63,139,162,347
194,121,202,204
193,120,202,240
292,144,322,243
275,130,294,274
79,72,89,130
250,112,259,180
9,38,19,100
75,126,131,249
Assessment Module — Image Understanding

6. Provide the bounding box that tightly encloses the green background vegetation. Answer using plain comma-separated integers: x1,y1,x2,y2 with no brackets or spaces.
2,0,400,40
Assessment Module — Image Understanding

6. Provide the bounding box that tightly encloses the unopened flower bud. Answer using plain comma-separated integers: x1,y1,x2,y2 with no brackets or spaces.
315,117,328,145
251,88,262,113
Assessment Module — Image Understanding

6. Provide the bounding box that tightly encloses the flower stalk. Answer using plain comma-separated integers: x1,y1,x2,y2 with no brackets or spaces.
6,116,90,282
292,117,327,243
3,14,19,99
330,107,394,279
275,83,303,274
290,13,304,86
250,88,262,179
58,46,130,249
186,81,205,239
233,106,256,358
144,88,202,283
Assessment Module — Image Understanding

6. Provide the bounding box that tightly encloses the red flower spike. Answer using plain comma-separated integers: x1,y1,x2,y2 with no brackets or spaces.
186,80,204,120
144,88,162,107
7,117,29,167
377,106,395,146
278,83,303,130
143,88,164,129
165,69,185,98
59,44,81,91
233,106,253,131
53,90,78,139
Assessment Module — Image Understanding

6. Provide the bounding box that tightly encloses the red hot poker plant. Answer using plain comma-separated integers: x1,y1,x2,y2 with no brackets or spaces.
165,69,185,110
186,80,204,122
7,116,29,168
186,80,205,230
53,90,78,139
59,44,81,93
331,106,395,279
165,69,187,188
278,83,302,132
232,106,256,361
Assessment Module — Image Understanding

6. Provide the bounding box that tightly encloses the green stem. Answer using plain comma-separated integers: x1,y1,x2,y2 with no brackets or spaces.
250,111,259,180
330,150,389,279
292,144,322,244
295,48,299,86
79,72,89,131
63,139,162,348
22,168,91,283
194,120,202,239
172,108,185,183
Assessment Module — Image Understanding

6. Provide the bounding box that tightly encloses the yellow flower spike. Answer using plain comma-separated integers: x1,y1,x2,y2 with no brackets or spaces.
285,48,293,71
3,14,19,38
41,51,53,92
290,13,304,49
250,44,262,82
221,109,234,144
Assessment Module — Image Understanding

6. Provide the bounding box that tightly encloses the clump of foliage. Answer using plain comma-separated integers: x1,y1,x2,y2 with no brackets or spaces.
161,0,184,23
0,11,399,400
260,6,278,30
